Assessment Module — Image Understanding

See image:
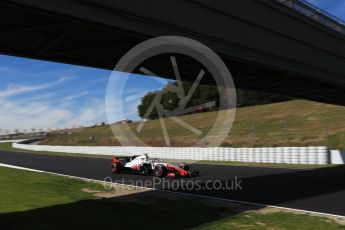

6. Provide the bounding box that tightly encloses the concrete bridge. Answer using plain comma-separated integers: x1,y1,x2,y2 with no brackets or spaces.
0,0,344,104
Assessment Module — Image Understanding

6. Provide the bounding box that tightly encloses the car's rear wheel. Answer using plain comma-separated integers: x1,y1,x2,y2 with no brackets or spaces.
154,165,167,177
110,162,121,173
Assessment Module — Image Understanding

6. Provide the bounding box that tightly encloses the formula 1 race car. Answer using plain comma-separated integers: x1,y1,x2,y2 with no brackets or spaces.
110,154,199,178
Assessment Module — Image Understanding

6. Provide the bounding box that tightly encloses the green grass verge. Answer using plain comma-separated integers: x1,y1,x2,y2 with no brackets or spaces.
0,166,104,213
0,142,14,151
196,212,345,230
0,166,343,229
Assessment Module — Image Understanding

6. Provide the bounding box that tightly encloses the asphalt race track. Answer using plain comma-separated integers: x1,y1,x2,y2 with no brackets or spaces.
0,150,344,216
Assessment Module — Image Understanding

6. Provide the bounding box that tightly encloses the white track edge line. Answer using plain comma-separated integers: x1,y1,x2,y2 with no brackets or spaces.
0,163,344,219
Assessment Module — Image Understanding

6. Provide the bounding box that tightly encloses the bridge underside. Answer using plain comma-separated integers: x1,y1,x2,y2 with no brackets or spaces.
0,1,344,105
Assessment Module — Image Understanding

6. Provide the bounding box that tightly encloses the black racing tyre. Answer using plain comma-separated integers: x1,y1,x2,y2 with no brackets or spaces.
183,164,190,171
154,165,167,177
110,162,121,173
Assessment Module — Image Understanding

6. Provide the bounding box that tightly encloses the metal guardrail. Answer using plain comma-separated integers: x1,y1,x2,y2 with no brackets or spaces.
276,0,345,35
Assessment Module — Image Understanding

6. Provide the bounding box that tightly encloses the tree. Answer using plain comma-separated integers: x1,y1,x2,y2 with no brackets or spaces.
138,82,219,119
138,91,159,119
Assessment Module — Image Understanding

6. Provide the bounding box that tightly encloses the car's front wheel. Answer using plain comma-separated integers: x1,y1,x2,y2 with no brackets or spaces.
154,165,167,177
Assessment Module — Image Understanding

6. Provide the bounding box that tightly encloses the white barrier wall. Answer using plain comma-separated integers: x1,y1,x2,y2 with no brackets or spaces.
330,150,345,164
12,141,332,165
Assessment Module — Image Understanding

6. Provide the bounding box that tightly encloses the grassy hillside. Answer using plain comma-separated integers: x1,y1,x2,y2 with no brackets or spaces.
40,100,345,149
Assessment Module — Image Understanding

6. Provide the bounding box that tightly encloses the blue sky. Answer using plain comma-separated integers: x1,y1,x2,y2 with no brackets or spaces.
306,0,345,17
0,55,169,132
0,0,344,133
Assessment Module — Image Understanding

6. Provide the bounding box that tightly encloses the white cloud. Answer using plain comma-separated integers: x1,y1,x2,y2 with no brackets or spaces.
0,79,105,133
0,99,71,131
0,77,68,99
0,96,106,132
106,90,151,123
62,102,106,128
64,91,89,101
0,68,168,132
125,92,147,102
